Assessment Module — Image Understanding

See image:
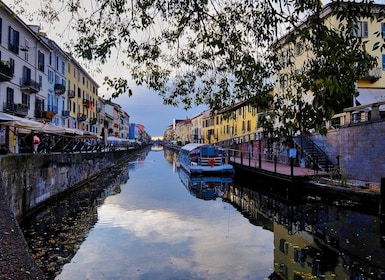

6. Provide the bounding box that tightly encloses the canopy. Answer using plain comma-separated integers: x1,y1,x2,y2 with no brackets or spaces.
0,112,44,130
0,112,92,137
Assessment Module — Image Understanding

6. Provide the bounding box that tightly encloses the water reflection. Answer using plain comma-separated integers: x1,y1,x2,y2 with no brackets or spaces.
20,148,385,279
225,183,385,279
20,150,147,279
177,167,232,200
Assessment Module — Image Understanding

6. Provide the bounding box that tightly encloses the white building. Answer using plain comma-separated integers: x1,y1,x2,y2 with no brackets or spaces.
0,2,51,121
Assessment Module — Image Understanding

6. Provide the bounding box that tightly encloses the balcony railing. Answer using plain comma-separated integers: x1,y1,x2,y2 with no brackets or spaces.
35,110,54,120
0,62,13,82
67,90,75,98
3,102,28,117
90,118,97,125
77,113,87,121
360,67,382,83
54,83,66,95
20,78,40,93
83,99,93,109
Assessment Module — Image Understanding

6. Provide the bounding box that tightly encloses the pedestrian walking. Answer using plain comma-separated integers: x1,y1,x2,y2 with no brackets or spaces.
33,134,40,153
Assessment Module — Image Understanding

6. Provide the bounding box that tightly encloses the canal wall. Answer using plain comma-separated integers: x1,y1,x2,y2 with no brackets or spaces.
311,119,385,183
0,150,138,221
0,149,142,279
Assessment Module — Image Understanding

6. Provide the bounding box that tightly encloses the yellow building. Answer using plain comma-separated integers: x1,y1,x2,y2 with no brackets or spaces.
66,56,99,134
273,3,385,128
201,109,215,144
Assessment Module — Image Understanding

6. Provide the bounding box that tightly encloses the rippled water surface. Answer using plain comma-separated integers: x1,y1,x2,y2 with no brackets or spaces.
54,149,274,279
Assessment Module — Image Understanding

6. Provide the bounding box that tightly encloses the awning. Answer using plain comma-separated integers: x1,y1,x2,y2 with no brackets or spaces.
0,112,86,136
0,112,43,130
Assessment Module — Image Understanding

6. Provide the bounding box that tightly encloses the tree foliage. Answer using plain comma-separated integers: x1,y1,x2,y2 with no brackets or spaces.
11,0,383,139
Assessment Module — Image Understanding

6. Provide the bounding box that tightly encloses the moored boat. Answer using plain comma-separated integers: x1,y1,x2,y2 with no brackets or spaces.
177,143,234,175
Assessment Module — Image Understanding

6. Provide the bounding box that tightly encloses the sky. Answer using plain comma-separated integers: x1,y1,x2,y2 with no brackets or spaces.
10,0,385,137
3,0,207,137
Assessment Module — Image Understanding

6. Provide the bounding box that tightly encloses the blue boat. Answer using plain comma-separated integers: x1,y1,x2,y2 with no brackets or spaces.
177,143,234,175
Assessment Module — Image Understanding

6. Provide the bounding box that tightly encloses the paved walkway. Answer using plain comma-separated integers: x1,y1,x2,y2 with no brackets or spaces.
230,155,328,181
0,184,45,279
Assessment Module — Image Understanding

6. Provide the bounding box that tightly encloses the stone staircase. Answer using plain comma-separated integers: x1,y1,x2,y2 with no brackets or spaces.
293,136,334,172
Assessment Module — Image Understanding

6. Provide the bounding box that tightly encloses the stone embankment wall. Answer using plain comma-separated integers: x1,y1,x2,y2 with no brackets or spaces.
311,119,385,183
0,150,136,221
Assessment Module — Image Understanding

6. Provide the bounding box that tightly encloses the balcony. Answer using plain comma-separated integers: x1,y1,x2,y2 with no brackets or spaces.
360,67,382,83
20,78,40,93
0,61,13,82
77,113,87,121
36,105,57,120
54,83,66,95
3,102,28,117
83,99,93,109
62,110,70,117
67,90,75,98
90,118,97,125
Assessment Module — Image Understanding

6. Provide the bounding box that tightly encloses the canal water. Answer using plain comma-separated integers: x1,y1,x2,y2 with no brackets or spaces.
20,146,385,279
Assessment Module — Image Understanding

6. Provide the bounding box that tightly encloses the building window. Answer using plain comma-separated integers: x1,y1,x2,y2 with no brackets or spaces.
382,54,385,70
23,39,29,61
0,18,2,45
22,93,30,108
352,21,368,38
6,87,14,104
22,66,31,83
8,26,19,54
382,23,385,39
294,41,303,56
9,58,14,74
38,51,45,72
48,69,54,83
279,239,289,254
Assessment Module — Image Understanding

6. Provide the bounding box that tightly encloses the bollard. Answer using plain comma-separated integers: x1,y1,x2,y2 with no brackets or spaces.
274,155,277,173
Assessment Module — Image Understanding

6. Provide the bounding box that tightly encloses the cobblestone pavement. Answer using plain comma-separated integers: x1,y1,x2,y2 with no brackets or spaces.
0,184,45,280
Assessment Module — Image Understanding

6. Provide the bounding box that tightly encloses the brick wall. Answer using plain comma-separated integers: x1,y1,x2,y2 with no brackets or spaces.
311,120,385,183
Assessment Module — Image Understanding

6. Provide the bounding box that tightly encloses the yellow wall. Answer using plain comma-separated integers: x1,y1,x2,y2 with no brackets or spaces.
274,5,385,106
216,102,258,144
66,57,99,131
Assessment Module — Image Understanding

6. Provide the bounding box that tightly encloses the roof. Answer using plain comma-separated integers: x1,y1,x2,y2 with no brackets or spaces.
180,143,206,152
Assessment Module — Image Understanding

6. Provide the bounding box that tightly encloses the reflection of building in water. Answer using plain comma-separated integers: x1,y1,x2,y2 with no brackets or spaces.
163,149,178,164
225,184,385,279
21,161,133,279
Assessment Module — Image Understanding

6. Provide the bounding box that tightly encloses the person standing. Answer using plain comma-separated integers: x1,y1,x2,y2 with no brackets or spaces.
33,134,40,153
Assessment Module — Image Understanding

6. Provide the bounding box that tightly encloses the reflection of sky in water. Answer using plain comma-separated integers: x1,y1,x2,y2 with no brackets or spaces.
56,151,274,280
